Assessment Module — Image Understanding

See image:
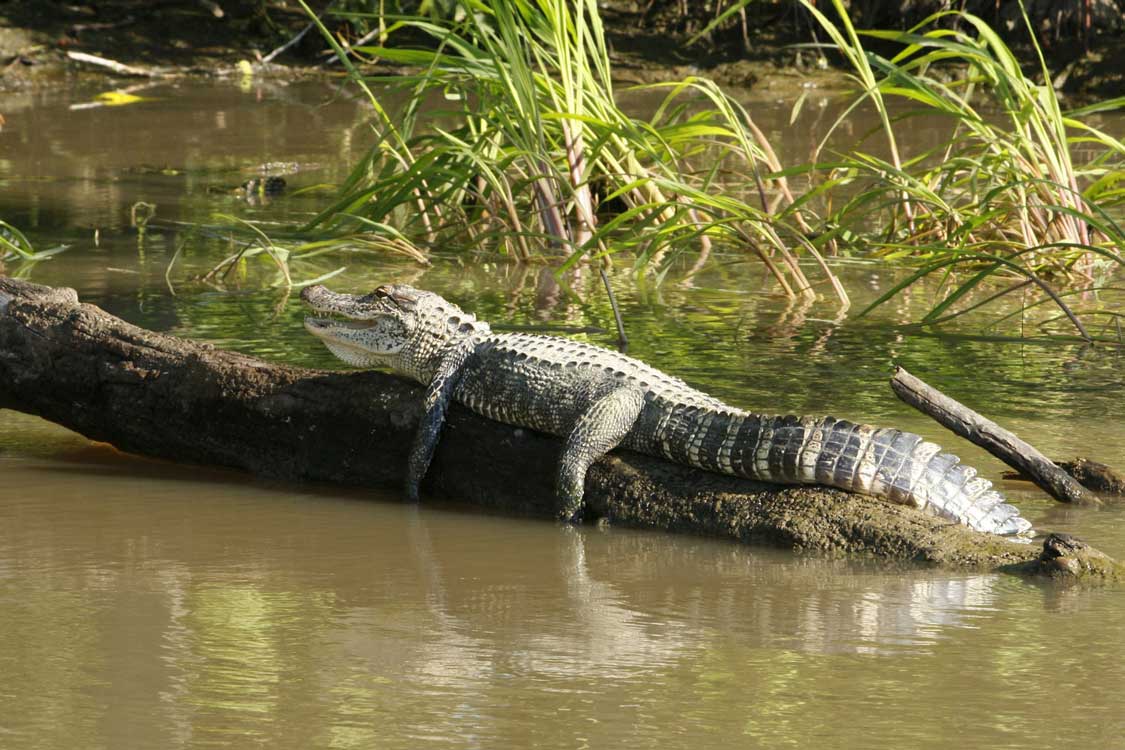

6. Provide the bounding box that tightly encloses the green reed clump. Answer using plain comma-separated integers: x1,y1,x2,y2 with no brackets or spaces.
793,0,1125,333
296,0,847,304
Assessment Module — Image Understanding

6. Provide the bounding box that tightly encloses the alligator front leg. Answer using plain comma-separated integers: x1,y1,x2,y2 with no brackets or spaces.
405,340,476,502
556,386,645,522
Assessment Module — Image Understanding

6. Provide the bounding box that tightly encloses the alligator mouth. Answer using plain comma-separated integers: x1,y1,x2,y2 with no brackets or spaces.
303,314,379,331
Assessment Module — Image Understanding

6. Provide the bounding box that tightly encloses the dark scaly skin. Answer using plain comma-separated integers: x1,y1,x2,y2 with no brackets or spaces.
300,284,1033,537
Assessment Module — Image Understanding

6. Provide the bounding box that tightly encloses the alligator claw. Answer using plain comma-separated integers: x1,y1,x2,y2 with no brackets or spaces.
556,506,583,524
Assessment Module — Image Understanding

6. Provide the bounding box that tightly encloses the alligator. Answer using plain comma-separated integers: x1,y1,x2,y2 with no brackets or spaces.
300,284,1033,537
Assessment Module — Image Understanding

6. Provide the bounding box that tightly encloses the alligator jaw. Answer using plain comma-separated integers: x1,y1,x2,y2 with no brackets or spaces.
303,315,378,332
301,285,385,335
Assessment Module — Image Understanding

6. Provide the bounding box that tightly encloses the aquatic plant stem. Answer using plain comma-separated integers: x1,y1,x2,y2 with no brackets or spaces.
598,266,628,351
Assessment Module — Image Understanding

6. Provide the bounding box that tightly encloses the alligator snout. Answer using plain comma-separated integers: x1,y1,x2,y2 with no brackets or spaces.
300,284,361,312
299,285,328,305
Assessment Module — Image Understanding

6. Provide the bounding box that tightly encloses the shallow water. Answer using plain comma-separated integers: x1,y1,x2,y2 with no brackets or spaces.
1,79,1124,749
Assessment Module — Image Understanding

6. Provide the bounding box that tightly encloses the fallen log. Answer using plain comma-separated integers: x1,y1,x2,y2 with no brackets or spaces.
0,277,1120,581
891,366,1100,506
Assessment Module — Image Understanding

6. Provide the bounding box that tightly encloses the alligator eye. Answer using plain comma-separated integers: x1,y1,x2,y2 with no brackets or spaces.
384,287,419,310
368,286,408,309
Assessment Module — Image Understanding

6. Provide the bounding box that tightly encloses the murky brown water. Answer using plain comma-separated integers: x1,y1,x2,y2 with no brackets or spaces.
2,80,1124,749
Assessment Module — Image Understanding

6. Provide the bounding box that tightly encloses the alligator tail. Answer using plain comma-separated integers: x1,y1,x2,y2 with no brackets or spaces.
756,415,1032,536
661,409,1032,536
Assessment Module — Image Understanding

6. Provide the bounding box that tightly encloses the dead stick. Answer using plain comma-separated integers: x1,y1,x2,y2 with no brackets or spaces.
66,51,160,77
891,366,1101,506
261,21,315,64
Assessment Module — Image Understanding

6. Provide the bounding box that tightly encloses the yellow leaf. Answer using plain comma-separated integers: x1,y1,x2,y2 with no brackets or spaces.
94,91,146,106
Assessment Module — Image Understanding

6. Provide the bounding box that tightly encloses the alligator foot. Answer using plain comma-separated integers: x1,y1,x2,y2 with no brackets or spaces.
555,485,585,524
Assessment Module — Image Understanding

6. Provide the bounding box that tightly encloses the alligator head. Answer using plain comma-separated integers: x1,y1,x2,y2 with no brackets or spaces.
300,284,489,380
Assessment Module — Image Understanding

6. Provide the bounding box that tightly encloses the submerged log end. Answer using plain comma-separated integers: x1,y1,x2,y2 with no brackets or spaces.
1001,533,1125,583
1056,458,1125,496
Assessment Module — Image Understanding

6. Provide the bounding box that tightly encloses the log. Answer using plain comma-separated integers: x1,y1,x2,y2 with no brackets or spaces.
0,277,1120,581
890,366,1101,506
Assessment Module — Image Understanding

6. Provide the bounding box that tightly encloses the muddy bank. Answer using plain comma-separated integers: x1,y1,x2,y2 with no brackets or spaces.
1,276,1121,581
0,0,315,91
3,0,1122,98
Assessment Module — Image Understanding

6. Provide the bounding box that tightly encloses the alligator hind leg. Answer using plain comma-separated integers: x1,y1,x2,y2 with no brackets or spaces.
556,386,645,522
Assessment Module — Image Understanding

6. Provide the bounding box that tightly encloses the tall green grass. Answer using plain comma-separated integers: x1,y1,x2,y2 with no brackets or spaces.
295,0,847,305
789,0,1125,336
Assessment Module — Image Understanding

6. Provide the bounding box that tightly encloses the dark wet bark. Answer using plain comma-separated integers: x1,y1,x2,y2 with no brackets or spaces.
891,366,1101,506
1,277,1121,581
1005,457,1125,495
1056,458,1125,495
